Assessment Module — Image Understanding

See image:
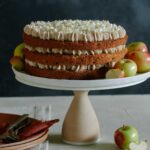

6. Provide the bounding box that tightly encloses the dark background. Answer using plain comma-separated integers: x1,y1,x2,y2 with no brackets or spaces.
1,0,150,96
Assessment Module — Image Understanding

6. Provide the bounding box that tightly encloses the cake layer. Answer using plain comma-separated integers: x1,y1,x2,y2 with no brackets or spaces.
23,33,128,50
25,64,108,79
23,48,127,65
25,59,112,72
23,20,126,42
24,44,125,55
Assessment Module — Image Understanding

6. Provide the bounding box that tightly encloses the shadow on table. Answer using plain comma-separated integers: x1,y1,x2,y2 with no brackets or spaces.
49,134,119,150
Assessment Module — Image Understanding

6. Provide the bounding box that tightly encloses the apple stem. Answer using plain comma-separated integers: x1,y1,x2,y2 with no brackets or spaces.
123,124,127,130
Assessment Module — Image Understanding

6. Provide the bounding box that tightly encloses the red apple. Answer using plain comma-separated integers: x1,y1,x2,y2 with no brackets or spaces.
127,51,150,73
114,125,139,150
105,69,125,79
10,56,24,71
126,42,148,53
114,59,137,77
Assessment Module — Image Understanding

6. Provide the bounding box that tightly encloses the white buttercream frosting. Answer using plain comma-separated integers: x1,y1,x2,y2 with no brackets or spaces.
25,44,125,55
24,20,126,42
25,59,114,72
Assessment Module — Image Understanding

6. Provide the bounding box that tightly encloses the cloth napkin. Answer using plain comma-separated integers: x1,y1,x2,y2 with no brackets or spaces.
0,104,51,150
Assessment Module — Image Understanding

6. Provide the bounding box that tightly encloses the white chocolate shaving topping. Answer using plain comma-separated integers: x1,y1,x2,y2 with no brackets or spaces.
24,20,126,42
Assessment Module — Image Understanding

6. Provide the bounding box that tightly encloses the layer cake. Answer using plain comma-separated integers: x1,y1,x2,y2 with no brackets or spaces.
23,20,128,79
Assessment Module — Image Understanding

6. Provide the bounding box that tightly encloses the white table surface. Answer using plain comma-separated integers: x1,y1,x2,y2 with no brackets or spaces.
0,95,149,150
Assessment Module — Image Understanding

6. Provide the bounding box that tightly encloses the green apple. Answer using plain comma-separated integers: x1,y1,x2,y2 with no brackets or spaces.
10,56,24,71
14,43,24,58
114,59,137,77
126,51,150,73
105,69,125,79
114,125,139,150
126,42,148,53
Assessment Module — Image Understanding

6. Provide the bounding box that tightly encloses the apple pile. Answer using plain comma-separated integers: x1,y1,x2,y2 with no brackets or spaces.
105,42,150,79
114,125,148,150
126,42,150,73
10,43,24,71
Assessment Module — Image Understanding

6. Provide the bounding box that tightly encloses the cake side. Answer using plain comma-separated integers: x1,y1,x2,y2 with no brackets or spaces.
23,33,127,50
23,48,127,66
25,64,108,80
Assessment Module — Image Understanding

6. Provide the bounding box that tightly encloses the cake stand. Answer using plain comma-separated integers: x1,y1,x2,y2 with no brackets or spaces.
12,67,150,145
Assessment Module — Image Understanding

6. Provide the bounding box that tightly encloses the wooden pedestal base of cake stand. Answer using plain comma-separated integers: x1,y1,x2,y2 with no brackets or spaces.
12,67,150,145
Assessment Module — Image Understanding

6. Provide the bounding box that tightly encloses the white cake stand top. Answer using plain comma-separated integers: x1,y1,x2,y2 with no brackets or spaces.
12,68,150,91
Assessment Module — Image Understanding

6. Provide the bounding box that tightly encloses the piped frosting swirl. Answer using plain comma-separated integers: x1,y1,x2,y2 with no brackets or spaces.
24,20,126,42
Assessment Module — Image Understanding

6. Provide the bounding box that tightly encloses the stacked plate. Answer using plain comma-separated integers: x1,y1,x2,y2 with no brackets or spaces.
0,113,48,150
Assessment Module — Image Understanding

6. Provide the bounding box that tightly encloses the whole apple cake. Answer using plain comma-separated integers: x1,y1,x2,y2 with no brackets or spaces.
23,20,128,79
